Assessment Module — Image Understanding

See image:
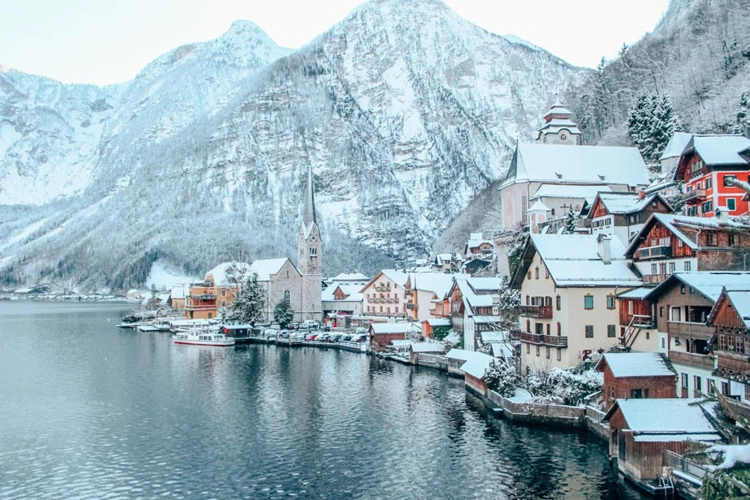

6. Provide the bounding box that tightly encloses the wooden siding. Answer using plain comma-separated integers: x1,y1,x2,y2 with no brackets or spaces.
601,364,676,411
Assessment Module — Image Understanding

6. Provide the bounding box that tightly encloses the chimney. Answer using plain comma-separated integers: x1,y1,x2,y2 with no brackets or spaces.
597,233,612,265
638,190,646,200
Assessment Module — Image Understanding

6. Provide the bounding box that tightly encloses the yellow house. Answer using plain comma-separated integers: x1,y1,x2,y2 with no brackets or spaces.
510,234,642,373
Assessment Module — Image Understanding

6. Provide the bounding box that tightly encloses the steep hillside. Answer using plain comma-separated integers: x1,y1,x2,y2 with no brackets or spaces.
0,0,587,291
566,0,750,144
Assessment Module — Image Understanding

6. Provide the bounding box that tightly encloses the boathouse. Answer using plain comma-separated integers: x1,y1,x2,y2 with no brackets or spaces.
595,352,676,411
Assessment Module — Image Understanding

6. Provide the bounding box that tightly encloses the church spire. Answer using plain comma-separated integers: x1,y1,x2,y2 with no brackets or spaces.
304,166,316,228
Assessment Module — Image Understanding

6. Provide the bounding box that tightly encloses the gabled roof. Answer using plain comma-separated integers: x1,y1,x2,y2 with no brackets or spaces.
659,132,693,161
603,399,721,443
370,322,421,335
360,269,409,293
410,272,458,298
685,135,750,166
460,354,495,379
708,288,750,329
644,272,750,304
502,143,649,187
203,258,292,285
625,213,750,257
321,283,363,302
588,191,673,219
251,258,293,281
331,272,369,282
512,234,641,288
410,342,447,354
595,352,674,378
527,200,551,213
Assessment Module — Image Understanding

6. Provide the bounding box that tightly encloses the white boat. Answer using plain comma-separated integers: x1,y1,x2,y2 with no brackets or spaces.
173,327,235,346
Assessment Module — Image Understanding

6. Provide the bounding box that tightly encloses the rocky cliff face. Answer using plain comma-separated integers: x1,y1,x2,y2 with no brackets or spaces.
0,0,588,291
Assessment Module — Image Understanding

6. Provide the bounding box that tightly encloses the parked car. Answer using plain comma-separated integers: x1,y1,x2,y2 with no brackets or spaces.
300,320,320,330
354,334,367,343
355,327,367,335
305,333,318,341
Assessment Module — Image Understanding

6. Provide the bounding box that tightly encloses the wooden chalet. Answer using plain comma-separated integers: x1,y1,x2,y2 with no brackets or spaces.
625,213,750,285
603,399,721,496
709,287,750,400
674,134,750,217
587,191,672,245
595,353,675,411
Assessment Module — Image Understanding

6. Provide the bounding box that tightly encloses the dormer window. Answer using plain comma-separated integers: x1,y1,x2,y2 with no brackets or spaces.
309,247,317,257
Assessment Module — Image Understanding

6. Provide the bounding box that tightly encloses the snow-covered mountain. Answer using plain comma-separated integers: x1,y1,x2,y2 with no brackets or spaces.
0,0,588,291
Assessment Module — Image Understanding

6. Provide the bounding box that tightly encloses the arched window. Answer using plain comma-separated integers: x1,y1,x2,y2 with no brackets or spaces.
284,290,290,302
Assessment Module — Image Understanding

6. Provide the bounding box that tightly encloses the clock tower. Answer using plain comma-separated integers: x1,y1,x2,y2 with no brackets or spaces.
298,166,322,321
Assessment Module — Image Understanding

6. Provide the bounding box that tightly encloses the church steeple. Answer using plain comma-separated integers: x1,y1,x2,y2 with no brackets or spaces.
298,165,322,321
535,97,581,145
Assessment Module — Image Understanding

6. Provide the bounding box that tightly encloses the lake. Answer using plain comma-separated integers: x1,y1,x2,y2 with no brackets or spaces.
0,301,645,499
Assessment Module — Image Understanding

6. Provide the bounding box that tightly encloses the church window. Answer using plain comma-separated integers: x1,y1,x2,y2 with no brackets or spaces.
309,247,317,257
284,290,290,302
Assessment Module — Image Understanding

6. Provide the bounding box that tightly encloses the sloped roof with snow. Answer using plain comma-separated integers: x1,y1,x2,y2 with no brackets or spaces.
529,234,641,287
251,258,292,281
721,289,750,328
504,143,649,187
423,318,451,327
527,200,551,212
596,352,674,378
533,184,611,200
322,283,363,302
605,399,720,443
331,272,369,282
645,272,750,303
659,132,693,160
205,262,252,286
371,322,421,335
690,135,750,165
460,352,495,379
595,192,670,215
410,272,458,298
491,343,515,359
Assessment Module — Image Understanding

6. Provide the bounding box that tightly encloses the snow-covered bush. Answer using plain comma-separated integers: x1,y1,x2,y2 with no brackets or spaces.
525,368,603,406
485,360,519,398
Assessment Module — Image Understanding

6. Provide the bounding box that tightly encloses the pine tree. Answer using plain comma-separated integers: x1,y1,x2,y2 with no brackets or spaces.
273,298,295,329
226,272,265,325
564,210,576,234
733,91,749,134
627,92,681,162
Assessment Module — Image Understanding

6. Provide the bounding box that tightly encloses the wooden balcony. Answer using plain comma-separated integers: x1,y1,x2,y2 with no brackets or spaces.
519,305,552,319
682,188,706,202
511,330,568,347
405,303,418,310
185,303,218,311
669,351,715,371
643,274,670,285
637,245,672,260
189,293,217,300
716,351,750,383
668,321,715,340
374,284,391,292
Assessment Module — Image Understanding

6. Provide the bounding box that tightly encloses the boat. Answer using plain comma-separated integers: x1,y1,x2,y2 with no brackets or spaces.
173,327,235,346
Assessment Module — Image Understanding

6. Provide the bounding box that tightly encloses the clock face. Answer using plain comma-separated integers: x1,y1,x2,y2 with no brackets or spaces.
560,133,567,140
311,235,316,241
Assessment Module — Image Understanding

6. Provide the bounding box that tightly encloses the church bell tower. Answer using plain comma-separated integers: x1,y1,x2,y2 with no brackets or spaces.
298,166,322,321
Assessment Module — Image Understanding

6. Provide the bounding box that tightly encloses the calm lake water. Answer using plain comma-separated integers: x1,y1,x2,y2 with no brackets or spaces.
0,301,646,499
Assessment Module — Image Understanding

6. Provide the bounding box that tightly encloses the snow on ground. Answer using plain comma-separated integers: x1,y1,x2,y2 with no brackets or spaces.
708,444,750,469
145,261,197,290
0,217,51,251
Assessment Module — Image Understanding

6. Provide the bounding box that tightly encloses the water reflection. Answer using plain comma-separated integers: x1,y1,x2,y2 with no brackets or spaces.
0,302,646,499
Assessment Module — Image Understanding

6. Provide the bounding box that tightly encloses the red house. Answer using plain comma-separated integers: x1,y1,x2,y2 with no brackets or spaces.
674,134,750,217
595,352,675,411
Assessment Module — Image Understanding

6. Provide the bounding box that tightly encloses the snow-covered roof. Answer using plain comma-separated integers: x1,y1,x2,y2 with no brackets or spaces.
331,272,369,282
529,234,641,287
456,279,496,311
480,331,508,343
504,144,649,187
472,315,501,324
722,290,750,328
445,348,490,362
410,272,458,298
533,184,611,200
689,135,750,166
596,352,674,378
626,214,750,256
321,283,364,302
250,258,291,281
617,286,654,300
381,269,409,286
410,342,447,353
527,200,551,213
646,272,750,304
594,192,668,216
371,322,421,335
460,352,495,379
491,343,515,359
659,132,693,160
205,262,252,286
205,259,292,285
390,339,415,349
170,284,189,299
605,399,721,443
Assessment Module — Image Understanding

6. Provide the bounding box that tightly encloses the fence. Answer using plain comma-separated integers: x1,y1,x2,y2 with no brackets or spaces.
663,450,712,481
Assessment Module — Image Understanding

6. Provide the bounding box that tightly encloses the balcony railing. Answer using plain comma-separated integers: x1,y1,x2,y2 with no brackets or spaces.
668,321,715,340
643,274,670,285
669,351,715,371
189,293,217,300
637,245,672,260
518,305,553,319
682,188,707,202
184,304,218,311
511,330,568,347
374,284,391,292
405,303,418,310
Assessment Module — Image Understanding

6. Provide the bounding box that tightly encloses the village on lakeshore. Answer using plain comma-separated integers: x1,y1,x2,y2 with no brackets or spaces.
4,101,750,499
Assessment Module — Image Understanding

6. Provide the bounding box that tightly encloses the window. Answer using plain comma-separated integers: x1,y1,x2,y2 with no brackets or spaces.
694,376,702,394
546,347,550,359
526,343,530,354
526,319,531,332
729,234,736,246
706,177,712,189
684,261,692,271
701,200,713,214
556,295,561,311
659,306,664,318
724,175,737,187
669,262,675,273
309,247,317,256
659,263,667,275
221,300,226,307
606,295,615,309
535,267,539,279
681,285,686,294
284,290,290,301
545,269,549,279
556,322,561,336
557,348,562,361
651,263,657,274
546,324,550,335
527,271,532,280
535,323,544,334
631,389,643,399
585,325,594,338
706,232,717,246
728,198,736,211
221,289,227,297
536,345,540,357
681,373,688,388
584,295,594,309
607,325,616,338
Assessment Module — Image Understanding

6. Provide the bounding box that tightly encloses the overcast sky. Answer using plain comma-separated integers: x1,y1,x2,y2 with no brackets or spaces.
1,0,669,86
